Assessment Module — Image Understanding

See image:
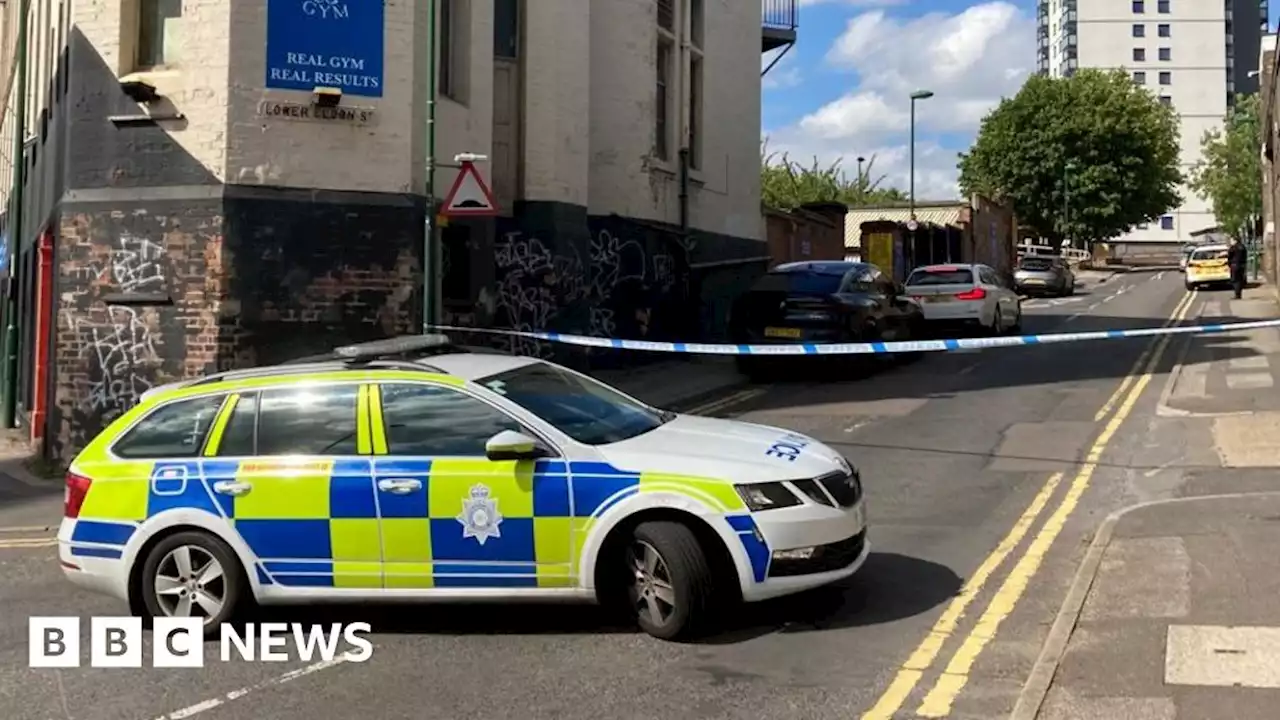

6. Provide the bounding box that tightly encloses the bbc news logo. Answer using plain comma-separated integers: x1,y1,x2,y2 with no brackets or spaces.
29,617,373,668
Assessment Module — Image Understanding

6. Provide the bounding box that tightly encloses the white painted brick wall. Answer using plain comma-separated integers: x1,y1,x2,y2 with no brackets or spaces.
522,1,589,206
586,0,762,240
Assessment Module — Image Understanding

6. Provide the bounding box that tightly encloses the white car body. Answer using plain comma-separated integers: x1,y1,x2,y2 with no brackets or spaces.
904,263,1022,333
59,351,869,612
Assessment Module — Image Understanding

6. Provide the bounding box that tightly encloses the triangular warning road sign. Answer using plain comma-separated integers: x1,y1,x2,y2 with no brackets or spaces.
441,161,499,217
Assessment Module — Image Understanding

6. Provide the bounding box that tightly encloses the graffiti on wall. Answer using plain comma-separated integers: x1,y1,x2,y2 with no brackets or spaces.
65,233,168,421
487,225,683,357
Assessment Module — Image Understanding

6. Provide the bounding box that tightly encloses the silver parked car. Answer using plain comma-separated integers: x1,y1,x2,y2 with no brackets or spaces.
1013,256,1074,297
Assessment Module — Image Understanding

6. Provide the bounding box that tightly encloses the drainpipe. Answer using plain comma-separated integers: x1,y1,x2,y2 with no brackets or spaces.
421,0,439,331
1,0,30,429
678,148,689,237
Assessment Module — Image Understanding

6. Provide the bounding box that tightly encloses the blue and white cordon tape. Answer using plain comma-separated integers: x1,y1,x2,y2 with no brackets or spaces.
429,319,1280,356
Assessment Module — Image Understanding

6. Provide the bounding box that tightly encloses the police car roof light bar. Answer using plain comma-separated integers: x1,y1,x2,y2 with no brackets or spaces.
333,334,456,363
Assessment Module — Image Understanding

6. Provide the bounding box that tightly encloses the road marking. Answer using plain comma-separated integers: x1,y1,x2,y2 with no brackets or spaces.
0,537,57,548
858,472,1065,720
686,388,765,416
913,288,1193,717
1094,290,1196,422
859,287,1196,720
153,658,349,719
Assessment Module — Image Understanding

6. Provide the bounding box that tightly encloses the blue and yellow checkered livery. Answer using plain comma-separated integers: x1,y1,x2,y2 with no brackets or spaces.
65,372,773,592
68,457,771,590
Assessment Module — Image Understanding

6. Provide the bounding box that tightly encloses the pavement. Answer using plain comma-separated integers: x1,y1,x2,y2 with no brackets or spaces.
2,267,1279,720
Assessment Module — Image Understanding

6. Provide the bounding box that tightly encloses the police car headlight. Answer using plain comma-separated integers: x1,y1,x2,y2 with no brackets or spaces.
735,482,801,511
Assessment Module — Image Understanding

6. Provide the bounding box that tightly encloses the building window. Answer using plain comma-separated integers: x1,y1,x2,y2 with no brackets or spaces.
656,37,673,161
1159,95,1172,105
1157,0,1169,12
1133,47,1146,61
1160,215,1174,230
1157,23,1170,37
1158,47,1171,61
1132,0,1144,12
687,0,704,170
1133,71,1147,84
440,0,456,99
1159,71,1171,85
1133,23,1145,37
136,0,183,69
494,0,518,59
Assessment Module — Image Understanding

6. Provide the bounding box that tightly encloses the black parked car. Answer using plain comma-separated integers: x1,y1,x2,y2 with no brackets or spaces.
727,261,925,377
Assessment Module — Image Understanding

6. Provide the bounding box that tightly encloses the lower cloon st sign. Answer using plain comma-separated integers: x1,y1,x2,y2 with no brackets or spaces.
257,100,375,125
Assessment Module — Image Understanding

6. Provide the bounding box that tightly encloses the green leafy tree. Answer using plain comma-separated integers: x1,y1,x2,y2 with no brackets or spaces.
958,68,1182,243
1188,93,1262,239
760,139,907,210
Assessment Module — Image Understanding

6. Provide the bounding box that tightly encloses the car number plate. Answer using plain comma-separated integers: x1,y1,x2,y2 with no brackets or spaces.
764,327,803,339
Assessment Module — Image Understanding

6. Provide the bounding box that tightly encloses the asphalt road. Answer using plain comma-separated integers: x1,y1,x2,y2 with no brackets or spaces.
0,269,1241,720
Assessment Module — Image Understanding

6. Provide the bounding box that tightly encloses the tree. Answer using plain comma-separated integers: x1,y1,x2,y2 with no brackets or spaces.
1188,93,1262,240
760,140,907,211
958,68,1182,243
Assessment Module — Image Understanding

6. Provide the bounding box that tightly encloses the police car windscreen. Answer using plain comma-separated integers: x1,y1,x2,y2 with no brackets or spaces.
478,363,668,446
907,268,973,286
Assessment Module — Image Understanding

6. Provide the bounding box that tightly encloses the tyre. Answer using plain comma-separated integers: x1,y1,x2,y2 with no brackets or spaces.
623,521,717,641
1009,305,1023,334
138,531,247,637
990,307,1003,336
1185,281,1195,291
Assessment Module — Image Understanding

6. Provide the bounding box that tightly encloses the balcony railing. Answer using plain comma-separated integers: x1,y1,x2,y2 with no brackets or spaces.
763,0,797,53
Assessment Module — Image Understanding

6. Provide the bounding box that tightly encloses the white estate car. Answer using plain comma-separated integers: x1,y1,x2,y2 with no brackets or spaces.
59,335,869,641
904,263,1022,335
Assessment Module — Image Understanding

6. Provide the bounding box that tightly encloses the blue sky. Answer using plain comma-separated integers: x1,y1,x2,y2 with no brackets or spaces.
762,0,1280,200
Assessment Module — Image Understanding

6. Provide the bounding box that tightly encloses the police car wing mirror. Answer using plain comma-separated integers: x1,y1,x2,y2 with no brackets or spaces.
485,430,548,461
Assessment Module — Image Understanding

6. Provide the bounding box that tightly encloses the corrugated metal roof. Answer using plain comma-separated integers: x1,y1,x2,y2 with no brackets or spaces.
844,205,964,248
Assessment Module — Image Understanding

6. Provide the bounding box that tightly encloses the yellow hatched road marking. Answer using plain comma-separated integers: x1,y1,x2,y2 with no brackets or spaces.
912,287,1197,717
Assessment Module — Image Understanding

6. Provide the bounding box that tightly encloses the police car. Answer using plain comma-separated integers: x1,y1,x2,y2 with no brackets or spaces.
58,335,869,640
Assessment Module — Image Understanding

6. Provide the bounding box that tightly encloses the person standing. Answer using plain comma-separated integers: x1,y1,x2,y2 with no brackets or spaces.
1227,237,1248,299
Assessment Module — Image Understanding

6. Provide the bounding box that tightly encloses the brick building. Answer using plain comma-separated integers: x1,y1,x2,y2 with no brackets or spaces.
0,0,789,460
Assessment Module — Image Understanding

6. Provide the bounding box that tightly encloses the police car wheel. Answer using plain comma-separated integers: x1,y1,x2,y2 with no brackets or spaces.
626,522,715,641
139,531,245,635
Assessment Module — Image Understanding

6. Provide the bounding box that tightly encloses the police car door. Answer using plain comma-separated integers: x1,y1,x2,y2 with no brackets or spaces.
200,382,382,590
368,381,570,590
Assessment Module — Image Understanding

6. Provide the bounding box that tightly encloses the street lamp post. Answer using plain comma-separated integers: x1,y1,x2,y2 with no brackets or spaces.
908,90,933,222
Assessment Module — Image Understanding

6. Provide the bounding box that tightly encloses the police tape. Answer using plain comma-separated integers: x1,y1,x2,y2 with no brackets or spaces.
429,319,1280,356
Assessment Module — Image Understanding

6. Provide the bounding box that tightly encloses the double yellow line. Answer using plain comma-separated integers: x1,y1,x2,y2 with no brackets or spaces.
0,524,58,549
862,289,1198,720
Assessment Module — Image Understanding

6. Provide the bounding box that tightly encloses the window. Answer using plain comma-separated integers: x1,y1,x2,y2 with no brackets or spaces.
1132,24,1145,37
1159,95,1172,105
1133,71,1147,84
494,0,518,59
255,385,360,456
113,395,226,459
905,267,975,286
378,384,525,456
136,0,183,69
479,363,669,446
216,392,259,457
1157,23,1170,37
656,4,675,162
1159,71,1171,85
1157,0,1169,12
1158,47,1171,61
439,0,467,101
1133,48,1146,61
688,0,704,170
1132,0,1144,12
1161,215,1174,230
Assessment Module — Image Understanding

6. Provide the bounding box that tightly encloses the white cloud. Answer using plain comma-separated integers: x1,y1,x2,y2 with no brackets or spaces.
762,49,802,89
764,1,1034,199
